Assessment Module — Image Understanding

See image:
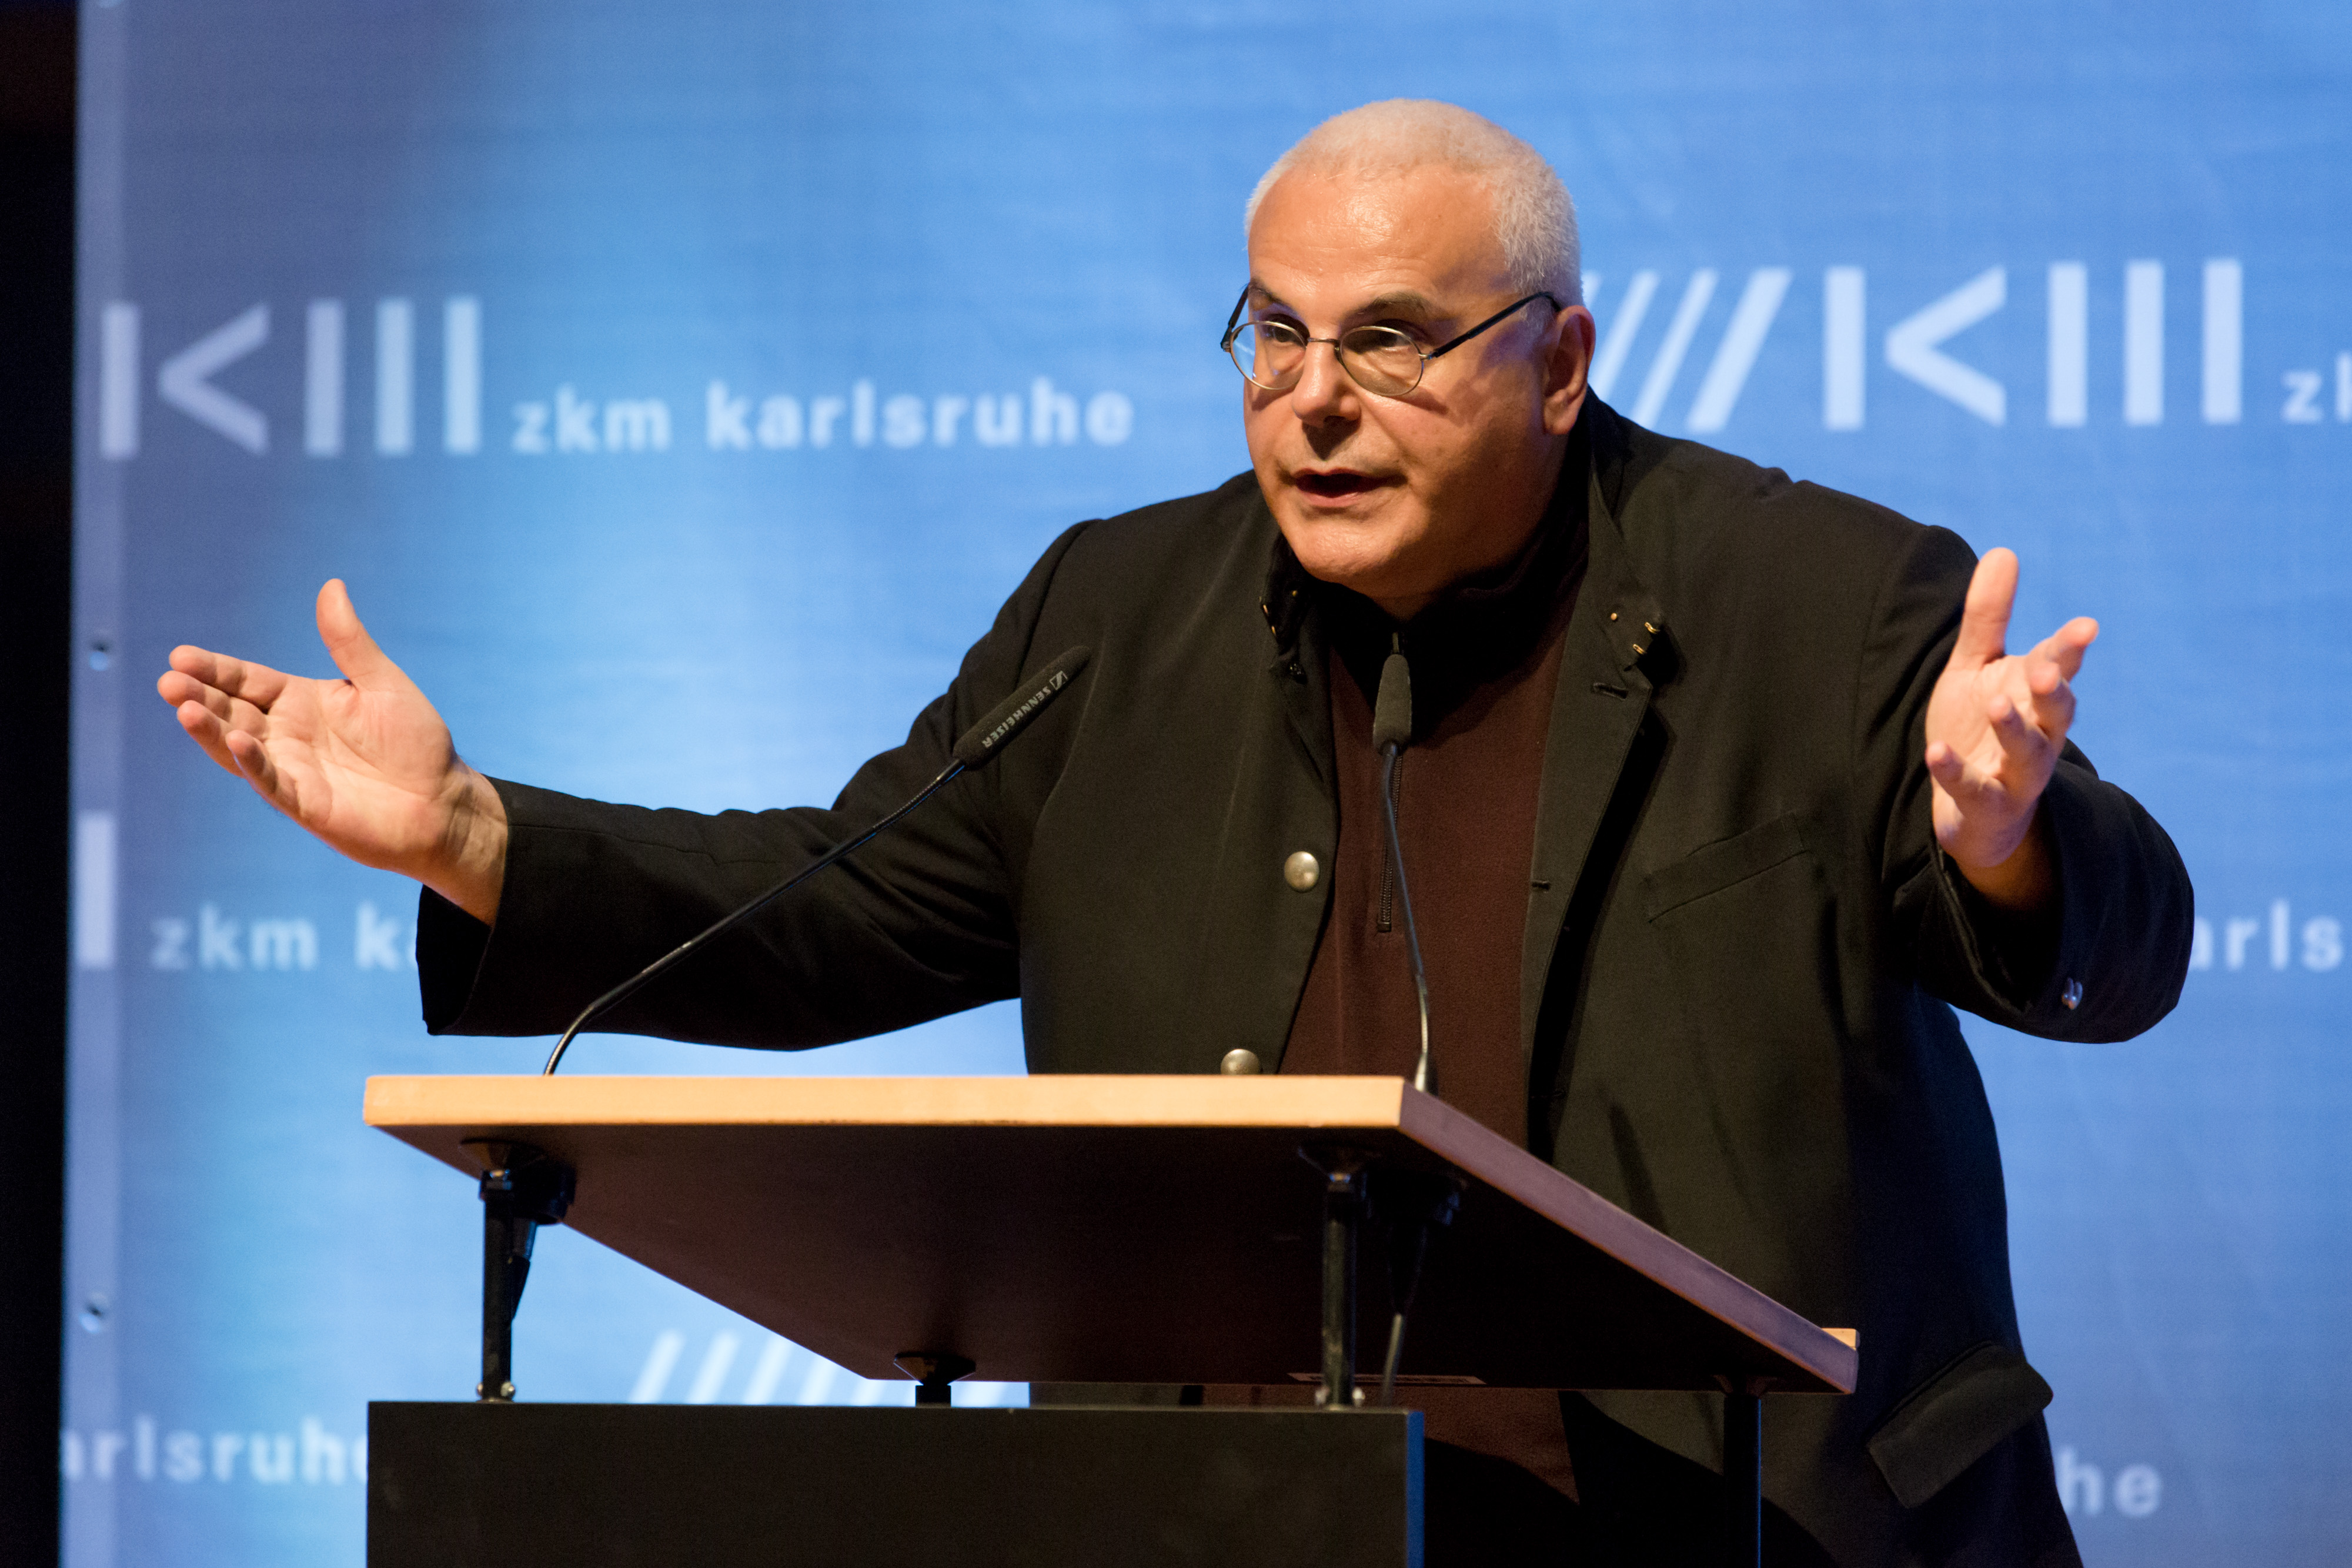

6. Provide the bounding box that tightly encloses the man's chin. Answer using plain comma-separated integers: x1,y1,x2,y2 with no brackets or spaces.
1275,507,1418,594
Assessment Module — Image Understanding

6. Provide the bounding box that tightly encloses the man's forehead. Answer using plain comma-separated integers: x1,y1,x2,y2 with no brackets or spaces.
1245,164,1506,313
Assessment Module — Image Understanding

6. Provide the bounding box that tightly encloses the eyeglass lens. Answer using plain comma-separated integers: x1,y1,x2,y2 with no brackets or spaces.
1228,320,1426,397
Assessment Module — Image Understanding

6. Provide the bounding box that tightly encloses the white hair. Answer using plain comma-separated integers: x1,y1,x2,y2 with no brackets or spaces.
1244,100,1582,306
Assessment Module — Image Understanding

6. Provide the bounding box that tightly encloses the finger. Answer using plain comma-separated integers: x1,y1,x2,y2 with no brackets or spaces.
2020,677,2076,744
2026,616,2099,690
316,579,408,690
1925,735,2014,817
224,727,288,804
158,668,235,718
1986,690,2057,774
170,677,242,730
167,643,290,707
1952,548,2019,668
1924,738,1969,792
175,699,250,778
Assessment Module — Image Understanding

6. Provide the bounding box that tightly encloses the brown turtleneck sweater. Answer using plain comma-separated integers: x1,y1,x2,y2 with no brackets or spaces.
1214,467,1589,1502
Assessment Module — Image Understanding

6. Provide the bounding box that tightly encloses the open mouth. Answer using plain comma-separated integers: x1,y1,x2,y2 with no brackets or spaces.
1294,469,1384,500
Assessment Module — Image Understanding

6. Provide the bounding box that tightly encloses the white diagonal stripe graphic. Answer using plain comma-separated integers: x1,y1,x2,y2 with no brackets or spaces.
741,1336,794,1405
685,1332,739,1403
1686,268,1790,433
1583,273,1603,309
1885,266,2006,425
628,1330,684,1403
794,1358,840,1406
1588,270,1656,401
157,303,269,453
1631,270,1717,427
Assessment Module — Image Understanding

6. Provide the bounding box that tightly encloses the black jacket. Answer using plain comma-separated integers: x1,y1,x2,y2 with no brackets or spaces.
423,400,2192,1565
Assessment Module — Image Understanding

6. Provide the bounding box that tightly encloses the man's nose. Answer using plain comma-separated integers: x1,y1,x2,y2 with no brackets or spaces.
1288,340,1357,423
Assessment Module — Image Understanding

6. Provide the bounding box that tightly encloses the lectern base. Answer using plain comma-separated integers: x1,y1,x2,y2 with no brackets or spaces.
368,1402,1424,1567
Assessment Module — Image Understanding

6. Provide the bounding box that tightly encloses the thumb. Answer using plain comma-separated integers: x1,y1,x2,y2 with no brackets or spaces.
315,579,403,688
1952,547,2019,668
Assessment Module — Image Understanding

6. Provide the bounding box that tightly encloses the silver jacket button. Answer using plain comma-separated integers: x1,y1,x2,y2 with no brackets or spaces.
1283,851,1321,891
2061,978,2083,1011
1220,1048,1262,1076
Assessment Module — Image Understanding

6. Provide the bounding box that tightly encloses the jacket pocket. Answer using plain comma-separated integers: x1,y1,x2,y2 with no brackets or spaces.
1865,1341,2053,1509
1635,812,1849,1309
1643,812,1812,921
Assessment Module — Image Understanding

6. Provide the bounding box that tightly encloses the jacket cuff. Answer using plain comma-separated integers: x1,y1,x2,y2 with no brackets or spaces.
416,886,493,1032
1929,764,2097,1024
413,775,562,1035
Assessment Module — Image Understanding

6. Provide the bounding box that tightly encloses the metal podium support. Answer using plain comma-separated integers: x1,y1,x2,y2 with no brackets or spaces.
464,1139,575,1403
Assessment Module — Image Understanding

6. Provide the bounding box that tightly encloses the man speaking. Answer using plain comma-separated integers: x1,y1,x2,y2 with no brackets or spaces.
158,101,2191,1565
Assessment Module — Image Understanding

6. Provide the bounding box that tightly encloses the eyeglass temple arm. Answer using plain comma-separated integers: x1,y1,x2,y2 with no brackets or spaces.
1422,292,1563,365
1221,284,1252,347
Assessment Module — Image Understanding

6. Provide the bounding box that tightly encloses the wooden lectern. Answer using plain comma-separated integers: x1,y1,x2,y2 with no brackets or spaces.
363,1075,1856,1565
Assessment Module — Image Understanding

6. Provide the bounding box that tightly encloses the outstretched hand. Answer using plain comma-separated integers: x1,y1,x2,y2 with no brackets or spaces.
1923,548,2096,914
156,580,507,922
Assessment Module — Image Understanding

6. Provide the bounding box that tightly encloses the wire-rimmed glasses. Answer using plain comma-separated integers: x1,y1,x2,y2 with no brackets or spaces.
1221,286,1562,398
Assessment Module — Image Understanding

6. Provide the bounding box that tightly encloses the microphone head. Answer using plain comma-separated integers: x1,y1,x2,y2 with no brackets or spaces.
951,646,1091,770
1372,651,1413,751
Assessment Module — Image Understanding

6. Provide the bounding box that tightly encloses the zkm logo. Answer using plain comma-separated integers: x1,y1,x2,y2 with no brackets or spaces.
60,1415,365,1489
2189,901,2341,974
140,901,412,974
93,296,1132,459
1580,259,2347,432
68,817,417,974
99,265,2348,461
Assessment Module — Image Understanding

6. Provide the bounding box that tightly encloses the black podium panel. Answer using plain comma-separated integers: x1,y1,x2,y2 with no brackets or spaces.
368,1402,1422,1567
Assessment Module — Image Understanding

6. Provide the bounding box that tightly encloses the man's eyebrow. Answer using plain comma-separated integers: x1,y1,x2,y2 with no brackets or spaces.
1244,283,1451,322
1351,290,1445,321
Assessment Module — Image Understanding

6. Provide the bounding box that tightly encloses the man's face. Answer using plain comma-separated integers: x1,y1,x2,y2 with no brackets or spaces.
1242,165,1594,617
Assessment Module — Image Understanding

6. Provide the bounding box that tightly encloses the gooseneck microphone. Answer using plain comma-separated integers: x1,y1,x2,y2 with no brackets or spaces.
540,646,1092,1075
1371,640,1435,1098
1372,637,1445,1407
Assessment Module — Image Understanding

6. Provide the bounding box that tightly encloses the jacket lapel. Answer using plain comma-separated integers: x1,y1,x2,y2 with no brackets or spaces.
1178,516,1339,1069
1519,423,1672,1068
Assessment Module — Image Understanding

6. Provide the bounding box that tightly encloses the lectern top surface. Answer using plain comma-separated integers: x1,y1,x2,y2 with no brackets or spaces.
365,1071,1426,1129
365,1074,1856,1396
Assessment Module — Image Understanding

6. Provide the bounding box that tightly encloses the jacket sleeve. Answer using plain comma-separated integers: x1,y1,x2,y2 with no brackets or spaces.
414,521,1094,1047
1857,523,2195,1042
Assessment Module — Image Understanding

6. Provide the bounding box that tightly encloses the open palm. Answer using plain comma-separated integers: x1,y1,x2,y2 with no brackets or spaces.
156,580,507,917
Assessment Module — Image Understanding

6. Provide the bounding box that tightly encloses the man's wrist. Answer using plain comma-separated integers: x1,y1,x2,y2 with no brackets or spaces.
1949,804,2056,915
426,766,509,925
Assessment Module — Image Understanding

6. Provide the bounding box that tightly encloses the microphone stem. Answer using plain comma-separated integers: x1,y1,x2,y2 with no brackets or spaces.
1379,743,1435,1096
541,758,964,1075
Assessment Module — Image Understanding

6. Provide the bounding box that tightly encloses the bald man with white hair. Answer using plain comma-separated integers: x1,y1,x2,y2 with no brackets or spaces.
161,100,2191,1565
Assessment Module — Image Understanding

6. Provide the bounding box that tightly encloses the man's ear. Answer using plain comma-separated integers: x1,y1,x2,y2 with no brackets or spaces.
1541,304,1596,434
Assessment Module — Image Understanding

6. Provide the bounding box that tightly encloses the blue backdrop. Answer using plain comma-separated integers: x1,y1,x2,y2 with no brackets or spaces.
64,3,2352,1563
